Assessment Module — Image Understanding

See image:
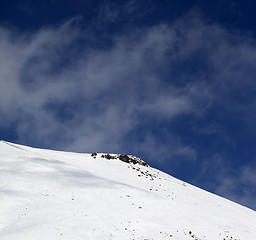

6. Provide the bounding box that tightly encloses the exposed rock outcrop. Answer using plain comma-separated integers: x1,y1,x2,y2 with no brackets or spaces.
91,153,149,167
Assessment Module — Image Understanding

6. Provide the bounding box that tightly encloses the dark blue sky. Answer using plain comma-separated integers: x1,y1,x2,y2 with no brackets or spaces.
1,0,256,210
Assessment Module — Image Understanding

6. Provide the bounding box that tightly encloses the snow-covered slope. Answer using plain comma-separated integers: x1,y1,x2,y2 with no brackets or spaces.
0,140,256,240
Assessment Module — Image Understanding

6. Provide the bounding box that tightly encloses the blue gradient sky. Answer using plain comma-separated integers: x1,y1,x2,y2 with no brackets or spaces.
1,0,256,210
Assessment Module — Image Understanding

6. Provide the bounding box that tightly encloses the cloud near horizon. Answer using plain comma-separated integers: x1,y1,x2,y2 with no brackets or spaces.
0,17,199,153
1,11,256,209
215,163,256,210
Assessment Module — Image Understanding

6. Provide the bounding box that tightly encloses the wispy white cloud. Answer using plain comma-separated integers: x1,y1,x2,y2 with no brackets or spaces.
194,152,256,210
0,18,196,156
215,163,256,210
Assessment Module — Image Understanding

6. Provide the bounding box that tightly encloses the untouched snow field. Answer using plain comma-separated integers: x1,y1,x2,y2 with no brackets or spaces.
0,140,256,240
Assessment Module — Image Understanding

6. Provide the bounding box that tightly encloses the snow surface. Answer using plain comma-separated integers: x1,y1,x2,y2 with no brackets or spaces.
0,140,256,240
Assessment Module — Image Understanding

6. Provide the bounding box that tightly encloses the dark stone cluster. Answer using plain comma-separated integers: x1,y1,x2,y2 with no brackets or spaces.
101,154,116,160
118,155,148,167
91,152,149,167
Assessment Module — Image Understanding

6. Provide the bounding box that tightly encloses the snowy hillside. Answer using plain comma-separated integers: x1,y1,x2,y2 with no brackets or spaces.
0,140,256,240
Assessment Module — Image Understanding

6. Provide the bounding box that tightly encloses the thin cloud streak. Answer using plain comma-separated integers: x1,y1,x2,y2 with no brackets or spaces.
0,19,197,153
215,164,256,210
